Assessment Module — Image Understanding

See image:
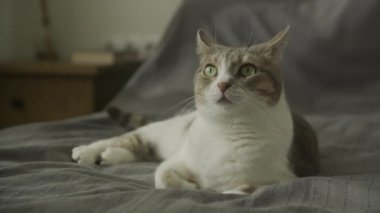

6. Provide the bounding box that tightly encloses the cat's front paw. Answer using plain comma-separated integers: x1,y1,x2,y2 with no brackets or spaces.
72,145,100,164
72,140,136,165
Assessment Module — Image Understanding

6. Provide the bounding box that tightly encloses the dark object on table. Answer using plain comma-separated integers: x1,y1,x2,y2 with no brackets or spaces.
36,0,58,61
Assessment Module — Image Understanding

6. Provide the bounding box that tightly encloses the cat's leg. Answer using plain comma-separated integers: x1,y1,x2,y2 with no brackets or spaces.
72,112,196,165
99,147,136,165
222,184,257,195
72,131,152,165
155,157,199,190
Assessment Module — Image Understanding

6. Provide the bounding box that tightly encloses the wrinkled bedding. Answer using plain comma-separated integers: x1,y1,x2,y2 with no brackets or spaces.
1,0,380,212
1,113,380,212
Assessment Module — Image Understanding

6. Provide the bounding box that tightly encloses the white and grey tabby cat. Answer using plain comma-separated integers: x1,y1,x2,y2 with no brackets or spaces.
72,27,319,194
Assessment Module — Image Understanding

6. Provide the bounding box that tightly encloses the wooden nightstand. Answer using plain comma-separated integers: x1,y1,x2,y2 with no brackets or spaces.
0,61,141,128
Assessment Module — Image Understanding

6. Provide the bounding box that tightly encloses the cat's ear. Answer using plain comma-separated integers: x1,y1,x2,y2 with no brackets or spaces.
258,25,290,59
196,29,216,54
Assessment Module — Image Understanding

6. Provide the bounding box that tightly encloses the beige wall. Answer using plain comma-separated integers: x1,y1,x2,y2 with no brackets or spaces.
0,0,13,59
0,0,182,60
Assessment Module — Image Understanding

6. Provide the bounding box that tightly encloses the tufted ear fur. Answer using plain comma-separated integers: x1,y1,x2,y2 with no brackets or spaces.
196,29,217,54
255,25,290,59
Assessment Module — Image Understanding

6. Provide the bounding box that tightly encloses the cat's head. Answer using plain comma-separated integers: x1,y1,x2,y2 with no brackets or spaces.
194,27,289,117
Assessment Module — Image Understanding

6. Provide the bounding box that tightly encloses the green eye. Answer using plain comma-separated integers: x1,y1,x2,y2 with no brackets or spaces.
239,64,257,77
204,65,218,77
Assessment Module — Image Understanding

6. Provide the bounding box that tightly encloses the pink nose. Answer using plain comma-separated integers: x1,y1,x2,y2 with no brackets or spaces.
218,82,231,93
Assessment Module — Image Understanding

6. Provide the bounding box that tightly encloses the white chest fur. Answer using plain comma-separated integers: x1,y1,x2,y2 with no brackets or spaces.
183,97,295,191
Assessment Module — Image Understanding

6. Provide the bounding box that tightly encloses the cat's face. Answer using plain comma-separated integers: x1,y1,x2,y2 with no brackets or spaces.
194,27,289,116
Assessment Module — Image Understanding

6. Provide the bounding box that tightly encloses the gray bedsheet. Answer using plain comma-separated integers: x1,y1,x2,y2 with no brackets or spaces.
1,0,380,212
1,113,380,212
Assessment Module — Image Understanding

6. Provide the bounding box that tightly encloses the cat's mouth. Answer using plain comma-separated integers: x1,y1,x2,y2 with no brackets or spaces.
217,96,233,105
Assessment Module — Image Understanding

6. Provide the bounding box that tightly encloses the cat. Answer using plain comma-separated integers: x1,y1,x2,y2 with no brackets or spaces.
72,26,319,194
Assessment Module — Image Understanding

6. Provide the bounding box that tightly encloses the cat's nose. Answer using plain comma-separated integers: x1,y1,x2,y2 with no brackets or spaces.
218,82,231,93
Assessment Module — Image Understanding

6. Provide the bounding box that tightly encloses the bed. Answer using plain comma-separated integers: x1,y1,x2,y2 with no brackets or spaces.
1,0,380,212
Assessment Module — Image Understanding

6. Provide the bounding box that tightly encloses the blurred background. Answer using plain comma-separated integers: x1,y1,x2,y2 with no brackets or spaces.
0,0,182,60
0,0,182,128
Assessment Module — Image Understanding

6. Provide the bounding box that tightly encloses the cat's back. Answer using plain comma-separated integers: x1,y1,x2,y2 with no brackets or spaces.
288,112,319,177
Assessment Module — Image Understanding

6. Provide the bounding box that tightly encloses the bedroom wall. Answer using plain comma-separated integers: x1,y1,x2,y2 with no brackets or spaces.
0,0,182,60
0,1,13,60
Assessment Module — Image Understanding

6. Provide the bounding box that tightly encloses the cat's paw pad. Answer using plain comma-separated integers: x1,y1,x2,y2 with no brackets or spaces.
155,169,198,190
223,184,257,195
222,189,249,195
72,145,99,164
99,147,136,165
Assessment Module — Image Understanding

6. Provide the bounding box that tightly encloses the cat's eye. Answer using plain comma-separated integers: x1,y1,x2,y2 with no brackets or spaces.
238,64,257,77
203,65,218,77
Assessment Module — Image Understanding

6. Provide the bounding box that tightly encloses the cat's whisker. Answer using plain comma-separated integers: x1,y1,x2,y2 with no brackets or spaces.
214,17,217,43
244,23,255,53
179,101,196,114
212,19,220,53
245,23,254,48
159,96,195,117
244,28,249,48
183,104,195,113
178,96,196,112
252,30,264,45
182,99,195,109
